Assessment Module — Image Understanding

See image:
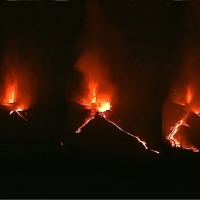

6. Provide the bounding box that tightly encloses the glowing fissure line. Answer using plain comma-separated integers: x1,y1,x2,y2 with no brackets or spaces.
76,111,159,154
76,116,94,133
184,147,199,152
103,115,160,153
167,110,199,152
104,116,148,149
9,109,27,121
150,150,159,154
16,111,27,121
167,111,190,147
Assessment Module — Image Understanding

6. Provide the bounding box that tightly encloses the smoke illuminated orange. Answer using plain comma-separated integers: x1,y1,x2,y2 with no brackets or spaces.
1,69,28,121
75,83,159,154
78,82,111,113
186,86,192,104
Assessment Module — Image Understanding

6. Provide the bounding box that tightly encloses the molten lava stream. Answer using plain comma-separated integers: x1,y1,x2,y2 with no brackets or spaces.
10,108,27,121
166,111,199,152
102,114,159,154
76,115,95,133
75,93,159,154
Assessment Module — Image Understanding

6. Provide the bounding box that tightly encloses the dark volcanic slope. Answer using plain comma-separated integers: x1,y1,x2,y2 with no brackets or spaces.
0,102,65,168
67,112,159,162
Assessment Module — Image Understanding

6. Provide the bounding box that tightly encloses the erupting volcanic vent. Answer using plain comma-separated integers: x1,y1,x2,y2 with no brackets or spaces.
75,87,159,154
73,0,159,154
0,53,36,121
75,82,112,117
164,56,200,152
0,68,27,121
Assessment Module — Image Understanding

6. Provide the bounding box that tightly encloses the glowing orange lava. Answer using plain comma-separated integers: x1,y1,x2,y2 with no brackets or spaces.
75,84,159,154
166,111,190,148
79,83,111,113
186,86,192,104
166,110,199,152
167,85,200,152
102,113,159,154
1,70,27,121
2,83,17,105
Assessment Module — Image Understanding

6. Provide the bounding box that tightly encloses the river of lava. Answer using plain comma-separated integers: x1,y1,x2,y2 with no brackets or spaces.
102,113,159,154
75,89,159,154
166,111,199,152
9,108,27,121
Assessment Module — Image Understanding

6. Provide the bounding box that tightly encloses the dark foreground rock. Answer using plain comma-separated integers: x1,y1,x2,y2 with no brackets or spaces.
66,112,159,162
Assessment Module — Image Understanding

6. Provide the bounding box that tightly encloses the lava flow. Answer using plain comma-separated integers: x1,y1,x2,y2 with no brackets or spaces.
75,84,159,154
75,85,111,133
166,111,189,148
166,110,199,152
166,84,200,152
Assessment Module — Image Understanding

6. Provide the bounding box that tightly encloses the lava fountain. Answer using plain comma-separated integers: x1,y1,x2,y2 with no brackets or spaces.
74,81,159,154
1,69,27,121
73,0,159,154
0,68,29,121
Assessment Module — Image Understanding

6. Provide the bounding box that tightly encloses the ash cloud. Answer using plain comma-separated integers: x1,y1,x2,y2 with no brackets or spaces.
74,0,116,105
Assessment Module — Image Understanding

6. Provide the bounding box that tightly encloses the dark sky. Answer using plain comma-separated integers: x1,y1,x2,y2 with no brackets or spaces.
0,0,197,150
0,1,86,100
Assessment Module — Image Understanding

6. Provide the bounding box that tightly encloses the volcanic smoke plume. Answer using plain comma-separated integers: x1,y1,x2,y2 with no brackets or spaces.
71,0,159,154
163,12,200,152
73,0,115,112
0,47,37,120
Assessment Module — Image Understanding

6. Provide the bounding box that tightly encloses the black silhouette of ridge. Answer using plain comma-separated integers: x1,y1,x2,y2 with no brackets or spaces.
67,111,159,162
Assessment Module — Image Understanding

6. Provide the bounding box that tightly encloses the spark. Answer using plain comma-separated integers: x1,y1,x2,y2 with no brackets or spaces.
58,140,65,148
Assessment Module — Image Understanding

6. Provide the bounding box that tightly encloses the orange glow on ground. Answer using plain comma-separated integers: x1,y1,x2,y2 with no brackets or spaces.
166,81,200,152
75,83,159,154
166,110,199,152
166,111,190,148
